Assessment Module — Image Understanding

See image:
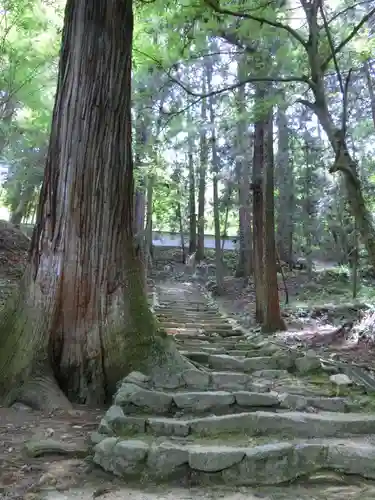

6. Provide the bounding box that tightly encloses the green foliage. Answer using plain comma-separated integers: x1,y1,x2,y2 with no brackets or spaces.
0,0,61,217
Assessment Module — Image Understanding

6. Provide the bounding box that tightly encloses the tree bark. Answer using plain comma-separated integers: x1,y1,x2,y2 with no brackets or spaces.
0,0,191,411
10,185,35,227
299,1,375,268
188,133,197,254
196,76,207,262
275,103,294,265
253,87,265,323
235,54,253,278
262,107,286,332
363,60,375,129
207,56,224,293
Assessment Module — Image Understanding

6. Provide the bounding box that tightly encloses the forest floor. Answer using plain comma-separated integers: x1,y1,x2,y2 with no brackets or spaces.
1,233,375,499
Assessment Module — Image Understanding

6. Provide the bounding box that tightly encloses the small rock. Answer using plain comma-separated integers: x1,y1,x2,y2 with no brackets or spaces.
11,402,32,411
123,371,150,387
211,371,251,390
252,369,289,379
209,354,244,371
182,369,210,390
147,442,188,477
189,446,245,472
295,353,321,374
235,391,279,407
330,374,352,386
173,391,235,412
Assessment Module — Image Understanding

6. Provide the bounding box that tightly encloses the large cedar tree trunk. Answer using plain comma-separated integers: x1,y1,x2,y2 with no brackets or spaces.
252,88,265,323
262,110,286,332
0,0,190,411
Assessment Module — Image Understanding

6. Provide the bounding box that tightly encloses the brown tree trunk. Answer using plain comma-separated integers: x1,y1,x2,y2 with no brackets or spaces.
188,134,197,254
299,8,375,268
177,201,186,263
196,77,207,263
253,88,265,323
207,56,224,293
275,103,294,265
10,185,35,228
262,109,286,332
364,60,375,129
145,174,155,269
235,56,253,278
0,0,191,411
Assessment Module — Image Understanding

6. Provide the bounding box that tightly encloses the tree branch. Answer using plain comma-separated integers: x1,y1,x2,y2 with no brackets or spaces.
342,69,353,135
168,72,313,99
321,6,375,72
133,47,314,99
218,29,258,54
327,0,373,26
296,98,319,113
203,0,308,48
319,0,344,94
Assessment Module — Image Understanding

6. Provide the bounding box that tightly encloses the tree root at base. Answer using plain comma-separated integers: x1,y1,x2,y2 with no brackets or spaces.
146,339,201,386
6,374,73,412
25,438,89,458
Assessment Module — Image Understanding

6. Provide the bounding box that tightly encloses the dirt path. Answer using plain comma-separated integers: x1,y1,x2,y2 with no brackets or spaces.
0,405,103,498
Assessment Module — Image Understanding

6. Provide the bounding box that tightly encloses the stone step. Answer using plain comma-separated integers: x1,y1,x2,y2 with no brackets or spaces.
95,280,375,490
100,410,375,440
93,435,375,484
101,390,349,428
160,322,235,330
207,353,295,372
170,329,245,339
155,310,220,317
157,301,209,308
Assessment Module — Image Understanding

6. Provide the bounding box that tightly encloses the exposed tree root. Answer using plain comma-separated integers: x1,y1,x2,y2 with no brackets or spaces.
6,373,73,412
25,438,89,458
145,338,199,386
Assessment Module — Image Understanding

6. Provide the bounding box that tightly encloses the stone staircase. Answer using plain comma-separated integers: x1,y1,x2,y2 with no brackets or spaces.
92,281,375,487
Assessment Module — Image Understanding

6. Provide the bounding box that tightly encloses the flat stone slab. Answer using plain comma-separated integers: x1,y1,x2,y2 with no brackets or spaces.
93,437,375,484
278,393,348,412
209,354,245,371
114,383,173,414
173,391,235,412
211,372,253,391
147,411,375,439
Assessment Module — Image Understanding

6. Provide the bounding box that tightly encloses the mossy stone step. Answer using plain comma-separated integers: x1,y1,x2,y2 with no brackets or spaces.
161,321,235,330
93,436,375,484
156,310,219,317
146,411,375,439
170,330,246,339
208,354,294,372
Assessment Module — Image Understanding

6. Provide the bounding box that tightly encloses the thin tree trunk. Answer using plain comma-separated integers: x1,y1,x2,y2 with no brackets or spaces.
235,57,253,278
0,0,191,411
253,88,265,323
10,186,35,228
196,78,207,263
177,201,186,263
364,60,375,129
221,187,232,251
275,103,294,264
145,174,155,270
188,134,197,253
302,41,375,267
207,58,224,293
